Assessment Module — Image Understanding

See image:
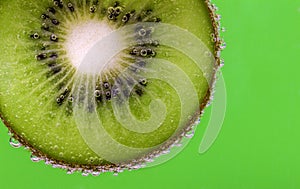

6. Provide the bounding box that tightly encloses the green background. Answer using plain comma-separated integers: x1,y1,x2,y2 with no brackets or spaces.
1,0,300,188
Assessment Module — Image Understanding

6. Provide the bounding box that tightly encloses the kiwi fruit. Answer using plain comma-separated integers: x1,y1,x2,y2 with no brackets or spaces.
0,0,223,174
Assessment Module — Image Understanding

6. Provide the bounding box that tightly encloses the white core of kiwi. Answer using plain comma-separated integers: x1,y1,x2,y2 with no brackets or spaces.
64,20,116,71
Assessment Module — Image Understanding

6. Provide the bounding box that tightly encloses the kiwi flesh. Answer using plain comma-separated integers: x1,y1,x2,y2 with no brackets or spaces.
0,0,223,174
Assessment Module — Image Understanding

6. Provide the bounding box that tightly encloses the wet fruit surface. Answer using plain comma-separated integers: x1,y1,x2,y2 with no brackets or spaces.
0,0,221,172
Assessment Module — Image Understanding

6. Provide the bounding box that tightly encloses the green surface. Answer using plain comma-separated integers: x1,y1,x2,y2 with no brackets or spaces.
1,0,300,188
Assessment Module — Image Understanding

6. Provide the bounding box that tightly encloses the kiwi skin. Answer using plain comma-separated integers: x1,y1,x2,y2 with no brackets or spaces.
0,0,224,174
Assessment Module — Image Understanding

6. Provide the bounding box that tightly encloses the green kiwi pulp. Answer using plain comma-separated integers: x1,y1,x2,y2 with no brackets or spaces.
0,0,223,174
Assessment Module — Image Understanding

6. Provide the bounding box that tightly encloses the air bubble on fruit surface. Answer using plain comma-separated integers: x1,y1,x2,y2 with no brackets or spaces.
145,158,154,163
9,137,22,148
185,130,194,138
67,169,75,175
30,154,42,162
174,143,182,147
220,59,225,67
211,4,218,11
215,14,222,21
220,42,226,50
92,171,101,176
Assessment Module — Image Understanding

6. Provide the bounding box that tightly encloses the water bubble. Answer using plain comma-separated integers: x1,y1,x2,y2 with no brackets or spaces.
9,137,22,148
185,131,194,138
30,154,42,162
67,169,75,175
211,4,219,11
52,164,60,168
215,14,222,21
174,143,182,147
220,42,227,50
92,171,100,176
220,59,225,67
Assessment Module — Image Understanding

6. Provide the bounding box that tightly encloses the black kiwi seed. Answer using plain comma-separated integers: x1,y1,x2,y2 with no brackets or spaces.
138,28,147,37
47,7,56,14
139,78,147,86
135,87,144,96
107,14,115,20
62,88,69,96
105,91,111,100
154,17,161,22
130,48,139,56
113,1,120,7
107,7,114,14
90,6,96,13
60,94,65,100
52,19,60,25
122,13,130,23
53,0,63,9
94,90,102,98
50,34,58,42
41,23,50,31
140,49,148,57
57,89,71,105
68,96,74,103
49,53,58,59
114,7,122,16
147,48,153,55
36,53,47,61
30,32,40,39
56,97,62,105
41,14,49,19
103,82,110,89
67,3,75,12
50,65,62,74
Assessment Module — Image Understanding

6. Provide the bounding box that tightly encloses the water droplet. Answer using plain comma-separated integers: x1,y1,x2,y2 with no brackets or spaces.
9,137,22,148
220,42,227,50
67,169,75,175
30,154,41,162
185,131,194,138
220,59,225,67
174,143,182,147
92,171,100,176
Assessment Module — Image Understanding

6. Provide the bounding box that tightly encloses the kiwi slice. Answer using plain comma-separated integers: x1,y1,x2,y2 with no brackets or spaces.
0,0,222,174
